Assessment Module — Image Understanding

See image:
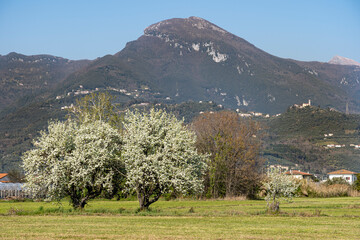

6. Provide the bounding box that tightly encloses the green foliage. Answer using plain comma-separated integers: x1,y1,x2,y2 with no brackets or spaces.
354,173,360,191
265,144,316,164
67,92,123,130
325,177,350,186
154,101,222,123
269,106,360,138
263,106,360,173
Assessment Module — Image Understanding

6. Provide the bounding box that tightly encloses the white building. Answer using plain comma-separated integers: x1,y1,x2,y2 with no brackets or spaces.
327,169,358,184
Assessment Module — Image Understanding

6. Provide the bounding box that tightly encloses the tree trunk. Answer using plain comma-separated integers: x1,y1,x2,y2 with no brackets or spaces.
70,194,81,209
80,198,88,209
137,189,161,211
269,201,280,213
70,197,87,209
137,191,148,211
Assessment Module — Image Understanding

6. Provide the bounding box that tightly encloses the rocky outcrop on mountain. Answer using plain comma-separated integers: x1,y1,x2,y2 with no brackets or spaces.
329,55,360,67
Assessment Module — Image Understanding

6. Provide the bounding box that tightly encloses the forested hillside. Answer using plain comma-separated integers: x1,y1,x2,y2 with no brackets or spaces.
263,106,360,174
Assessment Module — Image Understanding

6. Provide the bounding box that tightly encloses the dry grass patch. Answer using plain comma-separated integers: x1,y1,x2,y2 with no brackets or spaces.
299,180,359,198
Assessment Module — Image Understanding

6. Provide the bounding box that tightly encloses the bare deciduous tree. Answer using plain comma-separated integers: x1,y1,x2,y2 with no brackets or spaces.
192,111,263,199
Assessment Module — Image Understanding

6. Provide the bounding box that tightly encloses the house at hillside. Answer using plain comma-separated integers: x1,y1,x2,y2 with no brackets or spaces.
327,169,357,184
0,173,10,183
292,99,312,109
284,170,313,180
269,165,289,172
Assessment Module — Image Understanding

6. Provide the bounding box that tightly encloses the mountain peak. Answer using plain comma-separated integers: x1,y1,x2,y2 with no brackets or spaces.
144,16,228,37
329,55,360,67
187,16,227,34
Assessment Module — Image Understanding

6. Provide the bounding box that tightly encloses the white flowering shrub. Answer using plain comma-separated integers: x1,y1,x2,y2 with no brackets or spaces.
263,168,299,213
123,109,207,210
22,120,123,209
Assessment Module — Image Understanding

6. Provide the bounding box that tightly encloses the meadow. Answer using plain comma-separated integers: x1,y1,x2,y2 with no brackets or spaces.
1,197,360,239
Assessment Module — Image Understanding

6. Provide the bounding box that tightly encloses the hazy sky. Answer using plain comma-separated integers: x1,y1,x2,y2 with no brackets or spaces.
0,0,359,62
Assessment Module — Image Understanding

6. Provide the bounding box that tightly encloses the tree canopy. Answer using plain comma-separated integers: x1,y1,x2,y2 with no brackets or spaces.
123,109,207,210
263,168,299,213
67,92,122,129
192,111,263,199
22,120,123,209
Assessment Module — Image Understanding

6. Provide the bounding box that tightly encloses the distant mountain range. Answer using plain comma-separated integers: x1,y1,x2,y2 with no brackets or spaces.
0,52,90,113
0,16,359,172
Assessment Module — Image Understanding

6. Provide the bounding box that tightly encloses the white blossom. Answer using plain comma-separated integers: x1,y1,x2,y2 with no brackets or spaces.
263,168,299,213
123,109,207,210
22,120,123,208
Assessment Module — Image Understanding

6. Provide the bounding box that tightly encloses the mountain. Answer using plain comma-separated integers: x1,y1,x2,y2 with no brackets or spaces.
55,17,360,114
1,16,360,172
329,55,360,67
0,52,90,113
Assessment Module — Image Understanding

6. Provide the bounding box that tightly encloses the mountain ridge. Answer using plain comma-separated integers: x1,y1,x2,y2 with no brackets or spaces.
2,17,359,116
54,16,359,114
0,16,359,172
0,52,91,113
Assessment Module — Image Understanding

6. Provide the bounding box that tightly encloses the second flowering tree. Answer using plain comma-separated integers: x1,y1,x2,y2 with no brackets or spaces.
123,109,207,210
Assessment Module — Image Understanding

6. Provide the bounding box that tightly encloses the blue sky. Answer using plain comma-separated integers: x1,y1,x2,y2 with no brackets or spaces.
0,0,359,62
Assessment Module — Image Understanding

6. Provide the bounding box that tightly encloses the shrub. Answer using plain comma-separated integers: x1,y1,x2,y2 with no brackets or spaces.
324,177,349,186
353,173,360,191
263,168,299,213
298,180,354,198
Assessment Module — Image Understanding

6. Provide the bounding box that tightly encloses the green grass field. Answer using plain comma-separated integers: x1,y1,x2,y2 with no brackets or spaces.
1,197,360,239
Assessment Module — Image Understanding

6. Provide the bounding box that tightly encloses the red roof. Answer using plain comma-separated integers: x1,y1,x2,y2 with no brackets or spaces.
327,169,357,175
0,173,9,182
0,173,8,179
285,170,312,176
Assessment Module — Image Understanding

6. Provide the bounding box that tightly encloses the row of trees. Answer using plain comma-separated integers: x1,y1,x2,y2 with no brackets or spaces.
22,93,281,211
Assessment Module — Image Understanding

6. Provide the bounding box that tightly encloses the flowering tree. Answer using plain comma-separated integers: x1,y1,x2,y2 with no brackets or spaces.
22,120,123,209
123,109,207,210
263,168,299,213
